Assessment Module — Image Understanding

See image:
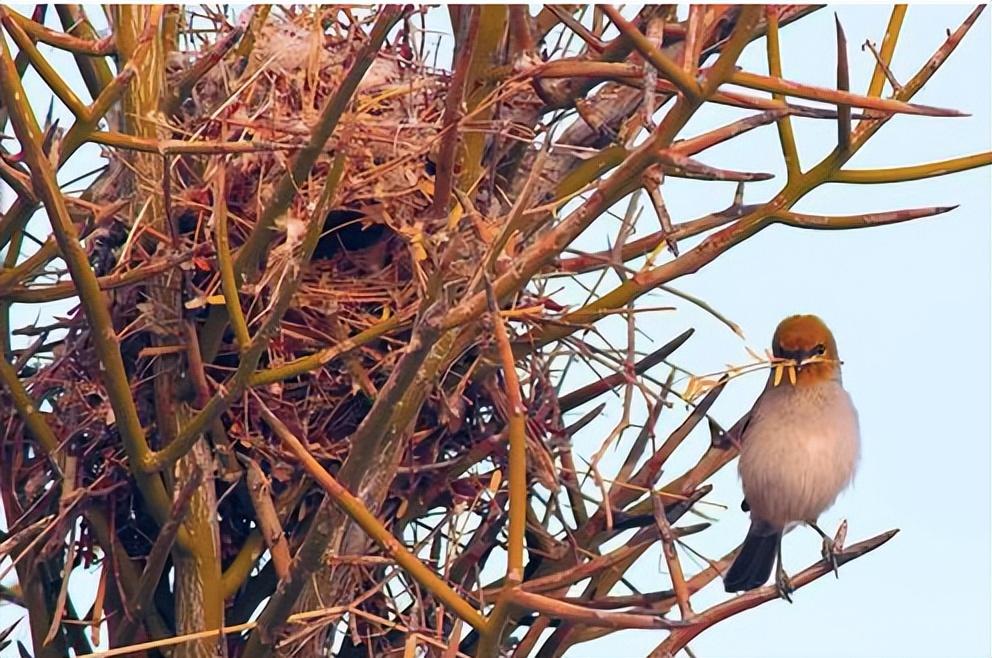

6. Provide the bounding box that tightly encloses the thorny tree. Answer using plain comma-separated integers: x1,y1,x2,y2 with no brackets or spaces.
0,5,988,658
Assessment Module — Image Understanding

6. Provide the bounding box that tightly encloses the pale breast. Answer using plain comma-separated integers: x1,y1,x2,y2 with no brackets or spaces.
738,381,861,529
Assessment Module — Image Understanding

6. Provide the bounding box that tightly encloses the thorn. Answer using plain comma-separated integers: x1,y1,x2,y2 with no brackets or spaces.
733,182,745,209
644,168,679,256
833,519,849,551
863,39,904,93
44,97,56,130
835,13,851,152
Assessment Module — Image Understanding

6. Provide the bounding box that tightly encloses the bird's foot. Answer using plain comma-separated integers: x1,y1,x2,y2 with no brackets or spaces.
775,562,794,603
809,520,845,579
821,536,840,579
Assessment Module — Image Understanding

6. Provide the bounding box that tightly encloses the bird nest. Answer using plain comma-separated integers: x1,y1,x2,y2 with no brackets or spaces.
9,8,557,564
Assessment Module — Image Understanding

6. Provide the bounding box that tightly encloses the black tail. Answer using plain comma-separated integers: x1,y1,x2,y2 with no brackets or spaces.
724,528,781,592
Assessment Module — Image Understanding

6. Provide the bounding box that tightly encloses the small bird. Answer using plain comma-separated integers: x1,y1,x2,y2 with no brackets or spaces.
724,315,860,600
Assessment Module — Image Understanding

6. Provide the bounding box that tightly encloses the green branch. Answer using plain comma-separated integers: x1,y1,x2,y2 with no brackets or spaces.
832,152,992,183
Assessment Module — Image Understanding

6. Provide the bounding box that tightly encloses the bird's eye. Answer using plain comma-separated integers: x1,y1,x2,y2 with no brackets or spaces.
813,344,826,355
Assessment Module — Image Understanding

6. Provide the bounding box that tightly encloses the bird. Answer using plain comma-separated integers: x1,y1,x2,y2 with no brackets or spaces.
723,314,860,600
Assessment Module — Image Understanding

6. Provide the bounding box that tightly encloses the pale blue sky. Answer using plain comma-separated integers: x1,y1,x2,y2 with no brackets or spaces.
1,5,989,658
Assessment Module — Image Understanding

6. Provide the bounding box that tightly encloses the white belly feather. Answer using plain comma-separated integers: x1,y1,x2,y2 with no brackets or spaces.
738,380,860,529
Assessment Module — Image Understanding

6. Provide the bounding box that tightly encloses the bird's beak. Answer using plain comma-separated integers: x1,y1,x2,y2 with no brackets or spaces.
794,346,824,373
773,348,823,386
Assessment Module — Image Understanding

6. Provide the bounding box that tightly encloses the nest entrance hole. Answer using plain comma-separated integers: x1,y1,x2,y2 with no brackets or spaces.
313,208,389,260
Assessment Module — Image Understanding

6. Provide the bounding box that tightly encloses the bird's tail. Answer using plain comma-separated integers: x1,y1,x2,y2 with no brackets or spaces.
724,525,781,592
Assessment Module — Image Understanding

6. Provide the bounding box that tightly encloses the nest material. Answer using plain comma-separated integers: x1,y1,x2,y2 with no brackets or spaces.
8,8,560,566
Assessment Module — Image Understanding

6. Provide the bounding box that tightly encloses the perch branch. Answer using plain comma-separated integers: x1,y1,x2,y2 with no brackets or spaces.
649,530,899,657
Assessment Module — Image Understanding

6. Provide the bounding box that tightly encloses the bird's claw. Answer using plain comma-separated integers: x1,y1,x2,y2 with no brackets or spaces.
821,537,840,579
775,561,794,603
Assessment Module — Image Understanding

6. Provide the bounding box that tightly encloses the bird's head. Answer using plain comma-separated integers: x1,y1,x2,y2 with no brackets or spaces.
770,314,841,386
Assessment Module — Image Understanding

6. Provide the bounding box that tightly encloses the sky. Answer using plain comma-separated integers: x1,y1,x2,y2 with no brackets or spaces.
1,5,990,658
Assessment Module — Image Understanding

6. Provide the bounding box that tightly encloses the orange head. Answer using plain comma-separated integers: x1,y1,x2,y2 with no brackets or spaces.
770,314,841,385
